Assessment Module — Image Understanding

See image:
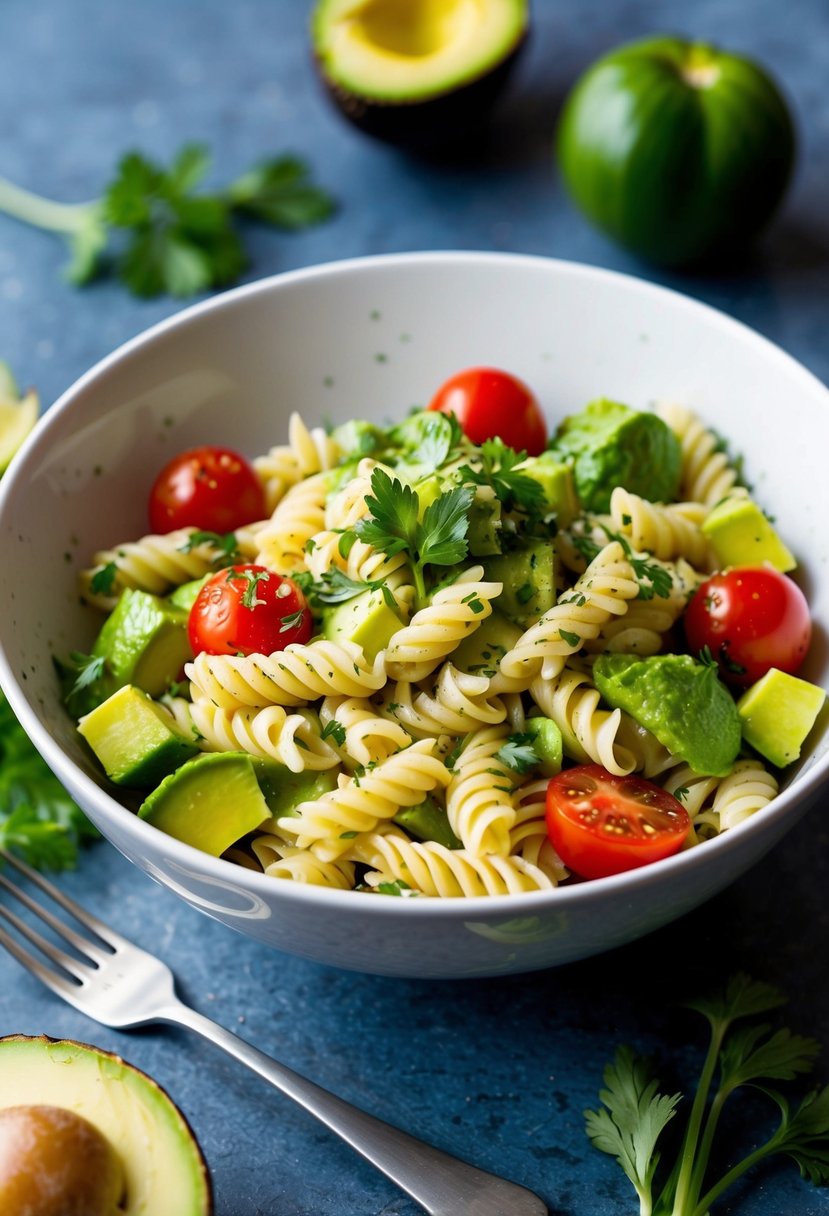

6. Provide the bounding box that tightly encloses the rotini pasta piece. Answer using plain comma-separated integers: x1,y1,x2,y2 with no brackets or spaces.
276,738,451,861
352,826,558,897
584,558,699,656
656,401,741,507
445,724,517,858
254,472,328,574
554,515,614,576
323,458,381,530
253,412,341,513
384,567,502,683
529,664,636,775
188,701,341,772
186,638,387,710
663,759,778,840
609,486,711,568
490,541,640,692
304,530,415,619
79,526,263,610
251,834,356,888
319,695,411,768
614,716,683,779
378,663,507,738
509,777,569,882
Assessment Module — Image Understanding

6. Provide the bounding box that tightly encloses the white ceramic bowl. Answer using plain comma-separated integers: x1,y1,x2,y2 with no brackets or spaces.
1,252,828,978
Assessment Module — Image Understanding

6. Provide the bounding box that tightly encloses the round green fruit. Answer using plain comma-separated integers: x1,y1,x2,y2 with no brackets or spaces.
556,35,796,267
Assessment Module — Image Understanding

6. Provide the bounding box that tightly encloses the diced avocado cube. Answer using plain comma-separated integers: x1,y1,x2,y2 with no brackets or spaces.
322,588,403,661
92,589,192,698
467,498,502,556
701,496,796,573
524,716,563,776
330,419,386,458
167,575,210,613
519,455,580,526
484,542,556,628
78,685,199,787
415,474,443,517
550,398,681,513
251,759,338,819
394,795,461,849
737,669,826,768
451,610,522,676
138,752,270,854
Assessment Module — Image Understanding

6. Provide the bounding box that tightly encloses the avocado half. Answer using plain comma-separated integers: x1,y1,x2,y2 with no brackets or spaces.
0,1035,212,1215
311,0,529,150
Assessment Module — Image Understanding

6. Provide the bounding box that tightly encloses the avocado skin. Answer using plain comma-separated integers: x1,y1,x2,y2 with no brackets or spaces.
0,1034,213,1216
315,37,527,153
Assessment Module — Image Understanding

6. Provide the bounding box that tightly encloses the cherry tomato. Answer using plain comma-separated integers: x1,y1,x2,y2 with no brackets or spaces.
188,564,312,657
545,765,690,880
683,567,811,688
149,445,266,535
427,367,547,455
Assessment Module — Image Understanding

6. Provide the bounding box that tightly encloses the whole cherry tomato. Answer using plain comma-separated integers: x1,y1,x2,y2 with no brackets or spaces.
683,566,811,687
427,367,547,455
149,445,266,534
188,564,312,657
545,764,690,880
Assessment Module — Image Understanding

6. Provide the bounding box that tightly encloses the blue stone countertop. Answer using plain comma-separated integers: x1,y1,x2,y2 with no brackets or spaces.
2,2,829,1213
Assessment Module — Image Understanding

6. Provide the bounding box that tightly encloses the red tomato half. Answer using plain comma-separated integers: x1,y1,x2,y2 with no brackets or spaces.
149,445,266,535
427,367,547,455
683,567,811,687
545,765,690,880
188,565,312,657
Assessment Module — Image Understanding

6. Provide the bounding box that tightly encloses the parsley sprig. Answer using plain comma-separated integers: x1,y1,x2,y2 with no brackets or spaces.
569,521,673,600
352,467,473,605
586,972,829,1215
459,438,547,520
495,733,540,775
0,144,335,298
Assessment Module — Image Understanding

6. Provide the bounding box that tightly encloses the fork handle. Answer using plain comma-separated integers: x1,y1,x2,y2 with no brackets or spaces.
156,999,546,1216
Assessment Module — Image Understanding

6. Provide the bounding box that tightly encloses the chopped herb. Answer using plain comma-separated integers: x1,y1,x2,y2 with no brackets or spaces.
321,719,347,747
673,786,690,802
375,879,414,896
279,609,305,633
559,628,582,648
496,733,540,775
459,437,546,519
89,561,118,596
180,529,239,560
339,830,358,840
227,567,269,609
516,583,535,605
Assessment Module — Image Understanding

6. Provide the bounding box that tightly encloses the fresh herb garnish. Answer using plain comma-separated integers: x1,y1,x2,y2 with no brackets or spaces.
459,438,546,518
54,651,109,718
279,609,306,633
180,529,240,562
375,878,414,897
312,566,397,611
320,720,347,748
0,689,96,870
585,972,829,1215
354,467,472,604
227,567,270,609
0,145,334,298
495,733,540,775
89,561,118,596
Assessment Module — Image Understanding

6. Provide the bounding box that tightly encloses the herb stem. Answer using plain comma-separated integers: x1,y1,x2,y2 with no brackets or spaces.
691,1138,776,1216
0,176,98,233
687,1085,730,1203
670,1020,727,1215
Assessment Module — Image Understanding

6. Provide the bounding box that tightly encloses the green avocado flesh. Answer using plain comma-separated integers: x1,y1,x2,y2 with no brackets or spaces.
550,398,681,513
93,589,192,698
252,760,339,818
311,0,528,147
78,684,199,787
0,1036,211,1216
322,587,403,661
594,652,741,776
394,794,461,849
139,752,270,854
485,541,556,628
737,668,826,768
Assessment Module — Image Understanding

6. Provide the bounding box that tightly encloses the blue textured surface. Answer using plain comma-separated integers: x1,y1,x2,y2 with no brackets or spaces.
1,2,829,1213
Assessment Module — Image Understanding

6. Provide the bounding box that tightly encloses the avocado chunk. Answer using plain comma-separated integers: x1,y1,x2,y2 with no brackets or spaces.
93,589,192,698
78,685,200,788
485,541,556,627
394,794,462,849
737,668,826,768
550,398,682,513
451,609,521,676
139,752,270,855
701,495,796,573
518,454,580,526
330,418,387,458
167,575,211,614
467,496,502,556
524,716,564,776
252,759,339,819
594,652,741,776
0,1035,212,1216
322,587,403,661
311,0,529,151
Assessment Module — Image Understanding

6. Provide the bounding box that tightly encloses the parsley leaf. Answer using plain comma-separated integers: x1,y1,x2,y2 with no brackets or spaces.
89,561,118,597
179,530,240,561
459,438,546,518
227,567,270,609
0,146,334,299
320,719,347,748
495,733,540,775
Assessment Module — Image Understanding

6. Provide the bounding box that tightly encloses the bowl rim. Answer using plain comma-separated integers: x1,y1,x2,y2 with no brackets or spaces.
1,248,828,917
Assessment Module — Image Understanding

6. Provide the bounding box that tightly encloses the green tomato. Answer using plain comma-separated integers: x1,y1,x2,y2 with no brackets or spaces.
556,35,796,267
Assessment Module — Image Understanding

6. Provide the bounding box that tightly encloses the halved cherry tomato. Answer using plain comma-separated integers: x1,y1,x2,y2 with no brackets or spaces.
188,564,312,657
427,367,547,455
683,566,811,688
545,765,690,880
149,445,266,534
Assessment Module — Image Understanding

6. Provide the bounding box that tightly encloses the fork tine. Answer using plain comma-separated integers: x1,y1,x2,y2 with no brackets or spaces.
0,870,112,965
0,923,84,1002
0,902,92,984
0,848,129,950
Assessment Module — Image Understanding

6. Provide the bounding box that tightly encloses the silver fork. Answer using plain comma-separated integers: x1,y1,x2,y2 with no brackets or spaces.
0,849,547,1216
